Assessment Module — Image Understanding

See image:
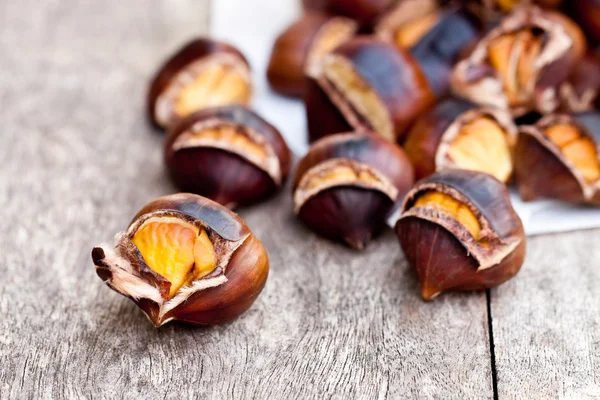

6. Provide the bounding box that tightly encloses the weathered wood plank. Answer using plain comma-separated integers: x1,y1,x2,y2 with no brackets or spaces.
491,230,600,399
0,1,493,399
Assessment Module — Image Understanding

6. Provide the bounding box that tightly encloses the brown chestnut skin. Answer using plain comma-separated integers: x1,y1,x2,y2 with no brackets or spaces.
147,38,252,130
164,105,291,209
566,0,600,45
458,0,563,25
395,169,526,300
305,36,436,144
267,12,357,97
293,132,414,249
302,0,397,28
559,50,600,113
403,99,517,181
451,6,587,116
514,112,600,205
91,193,269,327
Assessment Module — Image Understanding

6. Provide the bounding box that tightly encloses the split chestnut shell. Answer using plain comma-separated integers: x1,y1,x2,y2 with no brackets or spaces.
147,38,252,129
91,193,269,327
164,105,291,208
293,132,414,249
395,170,526,300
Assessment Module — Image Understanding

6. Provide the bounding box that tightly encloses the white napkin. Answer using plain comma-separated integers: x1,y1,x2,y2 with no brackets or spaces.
211,0,600,236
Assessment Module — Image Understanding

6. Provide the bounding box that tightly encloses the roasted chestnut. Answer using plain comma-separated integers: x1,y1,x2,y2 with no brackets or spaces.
147,38,252,129
164,105,291,209
267,12,357,97
451,6,587,116
377,7,481,97
305,37,436,143
91,193,269,327
403,99,517,182
566,0,600,45
395,169,526,300
558,50,600,113
301,0,398,28
514,112,600,204
293,132,414,249
458,0,563,24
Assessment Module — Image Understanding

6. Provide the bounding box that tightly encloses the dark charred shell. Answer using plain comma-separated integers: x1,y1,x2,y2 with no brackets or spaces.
559,51,600,113
403,98,517,179
566,0,600,45
451,6,587,116
147,38,250,129
514,112,600,204
164,105,291,208
91,193,269,327
293,132,414,249
395,170,526,299
305,37,436,143
409,8,482,97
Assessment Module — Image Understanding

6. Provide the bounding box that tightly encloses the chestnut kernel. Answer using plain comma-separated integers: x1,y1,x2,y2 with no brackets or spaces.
267,12,357,97
404,99,518,182
293,132,414,249
451,6,587,116
147,38,252,129
395,169,526,300
164,105,291,209
91,193,269,327
514,112,600,204
305,36,436,143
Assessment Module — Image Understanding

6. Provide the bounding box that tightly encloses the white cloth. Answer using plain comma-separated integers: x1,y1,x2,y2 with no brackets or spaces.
211,0,600,236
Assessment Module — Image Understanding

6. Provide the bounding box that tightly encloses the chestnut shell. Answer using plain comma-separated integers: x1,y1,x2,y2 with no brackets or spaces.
302,0,396,28
164,105,291,208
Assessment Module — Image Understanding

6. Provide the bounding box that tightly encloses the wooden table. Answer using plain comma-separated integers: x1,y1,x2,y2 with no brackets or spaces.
1,1,598,398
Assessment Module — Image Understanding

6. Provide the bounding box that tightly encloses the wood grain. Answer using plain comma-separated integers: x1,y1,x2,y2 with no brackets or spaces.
0,1,494,399
491,229,600,399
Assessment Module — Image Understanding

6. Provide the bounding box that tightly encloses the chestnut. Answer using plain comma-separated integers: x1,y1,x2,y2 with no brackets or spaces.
395,169,526,300
91,193,269,327
267,12,357,98
293,132,414,249
558,50,600,113
403,99,518,182
459,0,563,24
164,105,291,209
301,0,397,28
451,6,587,116
514,112,600,204
147,38,252,129
377,7,482,97
305,36,436,143
566,0,600,45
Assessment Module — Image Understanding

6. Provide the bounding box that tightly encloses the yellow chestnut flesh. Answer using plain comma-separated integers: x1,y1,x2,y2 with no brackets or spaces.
447,117,513,183
131,218,217,298
394,12,441,49
413,191,481,239
545,124,600,183
174,64,251,120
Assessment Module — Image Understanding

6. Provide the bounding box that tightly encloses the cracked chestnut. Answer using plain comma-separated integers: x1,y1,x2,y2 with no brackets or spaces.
403,99,518,182
147,38,252,129
164,105,291,208
91,193,269,327
305,36,436,143
267,12,357,97
395,169,526,300
293,132,414,249
514,112,600,204
451,6,586,116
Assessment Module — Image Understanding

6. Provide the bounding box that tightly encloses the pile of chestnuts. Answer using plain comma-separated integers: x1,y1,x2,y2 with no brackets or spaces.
92,0,600,326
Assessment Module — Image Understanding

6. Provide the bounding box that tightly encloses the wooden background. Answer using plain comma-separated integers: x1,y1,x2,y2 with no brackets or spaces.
0,1,598,399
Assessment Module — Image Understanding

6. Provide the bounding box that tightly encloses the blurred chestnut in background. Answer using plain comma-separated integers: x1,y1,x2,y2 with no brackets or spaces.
92,193,269,327
164,105,291,208
566,0,600,45
458,0,563,24
293,132,414,249
558,50,600,113
395,170,526,300
148,38,252,129
451,6,586,116
514,112,600,204
305,37,436,143
377,7,482,97
267,12,357,97
404,99,517,182
302,0,398,28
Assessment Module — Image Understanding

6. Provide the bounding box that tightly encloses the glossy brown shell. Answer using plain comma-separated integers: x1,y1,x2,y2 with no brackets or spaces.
293,132,414,249
147,38,250,129
395,170,526,299
514,112,600,204
164,105,291,209
92,193,269,326
305,37,435,143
